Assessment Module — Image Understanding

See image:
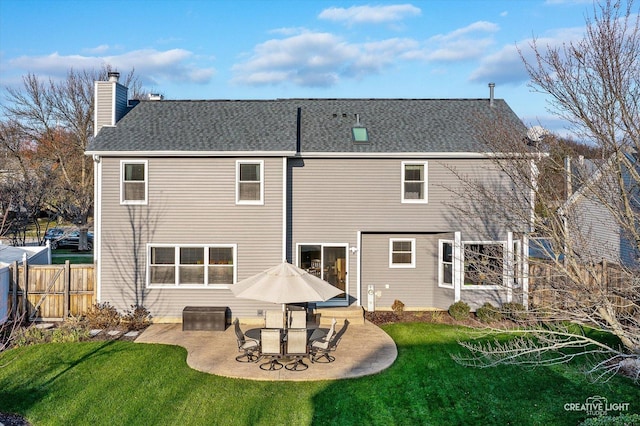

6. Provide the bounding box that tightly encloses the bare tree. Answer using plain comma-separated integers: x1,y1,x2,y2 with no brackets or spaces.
2,66,143,248
451,0,640,382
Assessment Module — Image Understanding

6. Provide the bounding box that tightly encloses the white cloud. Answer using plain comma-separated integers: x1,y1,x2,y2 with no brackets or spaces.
468,26,584,85
318,4,421,25
468,44,528,84
232,19,506,88
6,48,215,86
231,31,422,87
83,44,111,54
10,53,102,76
424,21,499,62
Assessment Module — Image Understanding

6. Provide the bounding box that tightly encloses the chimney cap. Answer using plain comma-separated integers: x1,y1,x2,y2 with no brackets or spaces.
108,72,120,82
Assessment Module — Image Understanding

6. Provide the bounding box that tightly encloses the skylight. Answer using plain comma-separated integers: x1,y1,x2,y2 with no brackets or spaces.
352,113,369,143
352,126,369,143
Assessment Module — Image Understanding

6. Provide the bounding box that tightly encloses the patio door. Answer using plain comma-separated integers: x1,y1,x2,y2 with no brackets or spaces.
297,244,348,304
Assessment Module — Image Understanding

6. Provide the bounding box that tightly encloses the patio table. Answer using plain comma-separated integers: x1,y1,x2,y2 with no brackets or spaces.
245,327,327,343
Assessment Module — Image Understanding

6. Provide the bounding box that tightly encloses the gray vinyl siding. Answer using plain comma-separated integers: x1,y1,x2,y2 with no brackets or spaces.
98,156,284,320
114,84,128,123
361,233,453,310
569,195,622,265
95,82,114,134
290,157,518,238
290,157,518,309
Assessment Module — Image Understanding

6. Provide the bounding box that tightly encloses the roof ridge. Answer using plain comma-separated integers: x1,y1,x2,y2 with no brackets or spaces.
138,97,503,103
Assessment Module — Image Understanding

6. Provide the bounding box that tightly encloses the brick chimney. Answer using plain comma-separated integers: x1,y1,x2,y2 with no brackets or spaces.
94,72,129,136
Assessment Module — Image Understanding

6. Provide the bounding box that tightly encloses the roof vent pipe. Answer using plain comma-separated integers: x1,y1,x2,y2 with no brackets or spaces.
488,82,495,107
108,72,120,83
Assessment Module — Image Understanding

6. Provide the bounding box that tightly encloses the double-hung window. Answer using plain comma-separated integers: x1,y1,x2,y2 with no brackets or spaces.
401,161,428,203
236,160,264,204
121,160,147,204
389,238,416,268
148,244,236,287
439,240,454,288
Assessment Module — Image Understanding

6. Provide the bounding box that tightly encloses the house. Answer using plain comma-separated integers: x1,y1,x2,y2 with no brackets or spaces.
86,72,531,322
560,153,640,269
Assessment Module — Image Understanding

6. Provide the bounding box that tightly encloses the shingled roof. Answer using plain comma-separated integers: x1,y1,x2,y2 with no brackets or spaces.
87,98,525,154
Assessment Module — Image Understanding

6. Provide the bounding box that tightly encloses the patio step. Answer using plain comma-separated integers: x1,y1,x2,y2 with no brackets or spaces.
314,306,365,326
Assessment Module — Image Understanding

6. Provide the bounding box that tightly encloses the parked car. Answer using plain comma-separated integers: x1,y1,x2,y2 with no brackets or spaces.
44,227,65,242
50,231,93,250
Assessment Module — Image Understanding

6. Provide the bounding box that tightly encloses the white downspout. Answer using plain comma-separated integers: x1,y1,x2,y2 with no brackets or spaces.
522,234,529,310
93,154,102,302
506,231,513,303
454,231,462,302
282,157,287,262
356,230,362,306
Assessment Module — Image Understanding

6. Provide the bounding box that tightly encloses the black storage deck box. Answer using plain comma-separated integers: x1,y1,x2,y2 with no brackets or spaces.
182,306,229,331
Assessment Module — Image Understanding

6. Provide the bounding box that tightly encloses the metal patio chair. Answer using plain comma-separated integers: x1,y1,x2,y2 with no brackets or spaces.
259,328,284,371
284,328,309,371
310,318,337,363
311,318,349,363
265,310,284,329
233,319,260,363
289,309,306,329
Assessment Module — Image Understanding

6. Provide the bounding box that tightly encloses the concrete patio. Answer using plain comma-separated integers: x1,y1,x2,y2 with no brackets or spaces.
135,320,397,381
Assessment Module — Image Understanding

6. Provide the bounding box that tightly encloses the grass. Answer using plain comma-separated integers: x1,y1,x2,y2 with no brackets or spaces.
0,323,638,425
51,248,94,265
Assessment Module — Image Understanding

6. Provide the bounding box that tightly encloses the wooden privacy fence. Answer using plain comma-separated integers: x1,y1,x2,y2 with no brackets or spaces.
7,260,96,321
528,260,635,310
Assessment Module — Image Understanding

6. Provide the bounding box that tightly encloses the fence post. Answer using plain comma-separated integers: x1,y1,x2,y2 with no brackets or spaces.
11,261,18,319
22,255,28,318
63,260,70,319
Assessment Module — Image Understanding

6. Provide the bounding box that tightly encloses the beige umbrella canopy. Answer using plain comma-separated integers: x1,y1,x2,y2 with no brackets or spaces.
231,262,342,304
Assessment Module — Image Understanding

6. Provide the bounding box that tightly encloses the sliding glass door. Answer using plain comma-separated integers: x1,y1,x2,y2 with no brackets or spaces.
298,244,348,303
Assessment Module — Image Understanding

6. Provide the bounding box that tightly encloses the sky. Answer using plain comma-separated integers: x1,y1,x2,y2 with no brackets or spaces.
0,0,623,138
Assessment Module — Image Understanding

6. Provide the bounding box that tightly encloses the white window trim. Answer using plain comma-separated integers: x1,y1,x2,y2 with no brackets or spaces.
461,240,507,290
236,160,264,205
438,239,454,288
146,243,237,289
120,159,148,205
389,238,416,268
401,161,428,204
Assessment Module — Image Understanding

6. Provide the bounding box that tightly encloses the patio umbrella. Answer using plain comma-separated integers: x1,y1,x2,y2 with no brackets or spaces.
231,262,343,305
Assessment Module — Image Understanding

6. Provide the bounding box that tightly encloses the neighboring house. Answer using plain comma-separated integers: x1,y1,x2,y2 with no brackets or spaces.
560,153,640,269
87,73,531,322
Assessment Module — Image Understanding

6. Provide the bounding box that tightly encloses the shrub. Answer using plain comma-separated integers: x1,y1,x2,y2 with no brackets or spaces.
391,300,405,314
51,320,90,343
430,310,444,323
501,302,527,321
448,301,470,321
13,325,48,347
122,305,152,331
476,303,503,323
85,302,121,329
579,414,640,426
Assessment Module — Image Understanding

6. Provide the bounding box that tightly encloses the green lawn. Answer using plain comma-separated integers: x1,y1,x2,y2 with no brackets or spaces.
0,323,638,425
51,249,94,265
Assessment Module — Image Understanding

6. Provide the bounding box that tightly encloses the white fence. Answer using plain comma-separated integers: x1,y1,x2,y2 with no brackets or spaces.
0,265,9,324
